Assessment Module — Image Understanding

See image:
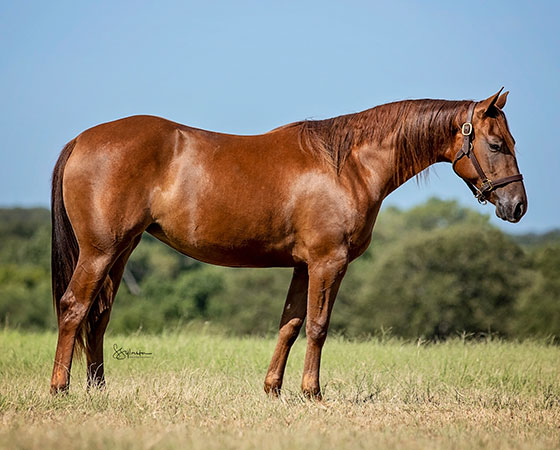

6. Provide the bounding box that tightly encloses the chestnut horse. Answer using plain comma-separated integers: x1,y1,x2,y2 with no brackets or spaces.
50,89,526,398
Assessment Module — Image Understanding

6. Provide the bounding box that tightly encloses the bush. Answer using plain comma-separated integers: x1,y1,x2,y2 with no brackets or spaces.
0,265,54,329
336,226,527,339
512,244,560,338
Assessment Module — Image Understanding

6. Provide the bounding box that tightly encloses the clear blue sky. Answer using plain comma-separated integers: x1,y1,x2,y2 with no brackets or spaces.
1,1,558,233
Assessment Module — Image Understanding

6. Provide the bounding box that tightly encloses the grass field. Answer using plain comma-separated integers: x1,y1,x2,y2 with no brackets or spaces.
0,328,558,449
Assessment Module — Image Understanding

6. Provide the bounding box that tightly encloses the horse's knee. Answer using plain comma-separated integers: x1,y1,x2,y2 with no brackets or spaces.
306,318,328,345
279,317,304,344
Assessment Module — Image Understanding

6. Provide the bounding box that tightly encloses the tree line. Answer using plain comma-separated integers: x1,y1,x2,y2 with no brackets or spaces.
1,198,559,339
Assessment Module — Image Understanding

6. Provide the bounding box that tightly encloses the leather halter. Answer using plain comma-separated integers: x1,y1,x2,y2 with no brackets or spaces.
452,102,524,204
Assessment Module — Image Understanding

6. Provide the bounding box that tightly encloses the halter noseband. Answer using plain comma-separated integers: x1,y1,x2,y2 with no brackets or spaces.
452,102,523,204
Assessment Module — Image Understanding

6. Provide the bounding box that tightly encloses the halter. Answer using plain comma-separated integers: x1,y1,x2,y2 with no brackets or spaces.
452,102,523,204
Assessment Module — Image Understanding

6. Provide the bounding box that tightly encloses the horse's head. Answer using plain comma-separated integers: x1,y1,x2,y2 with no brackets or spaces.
452,89,527,223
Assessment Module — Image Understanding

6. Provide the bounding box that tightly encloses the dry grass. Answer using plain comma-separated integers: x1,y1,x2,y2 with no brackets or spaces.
0,329,559,449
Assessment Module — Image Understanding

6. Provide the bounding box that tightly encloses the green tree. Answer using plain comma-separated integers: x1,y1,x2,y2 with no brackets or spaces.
336,226,527,339
207,268,292,335
512,244,560,338
0,264,54,329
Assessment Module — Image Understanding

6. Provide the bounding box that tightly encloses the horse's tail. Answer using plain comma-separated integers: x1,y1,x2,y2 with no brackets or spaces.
51,139,82,345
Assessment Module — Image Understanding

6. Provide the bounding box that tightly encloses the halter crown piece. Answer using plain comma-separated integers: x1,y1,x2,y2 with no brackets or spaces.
452,102,524,204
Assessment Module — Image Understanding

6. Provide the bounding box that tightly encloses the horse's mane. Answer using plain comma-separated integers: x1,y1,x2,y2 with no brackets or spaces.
294,99,471,181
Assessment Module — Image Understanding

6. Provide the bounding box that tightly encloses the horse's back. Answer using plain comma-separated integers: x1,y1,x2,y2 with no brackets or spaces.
61,115,323,266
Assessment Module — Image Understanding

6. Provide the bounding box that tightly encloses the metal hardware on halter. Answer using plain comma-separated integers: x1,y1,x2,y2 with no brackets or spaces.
452,102,523,203
474,187,489,205
480,179,494,192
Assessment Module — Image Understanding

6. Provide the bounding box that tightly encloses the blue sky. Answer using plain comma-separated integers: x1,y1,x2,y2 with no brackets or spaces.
1,1,558,233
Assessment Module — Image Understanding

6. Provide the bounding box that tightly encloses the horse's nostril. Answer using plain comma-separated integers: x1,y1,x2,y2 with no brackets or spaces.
513,202,525,220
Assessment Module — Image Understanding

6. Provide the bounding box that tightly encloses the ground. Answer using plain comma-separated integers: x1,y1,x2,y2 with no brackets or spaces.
0,329,558,449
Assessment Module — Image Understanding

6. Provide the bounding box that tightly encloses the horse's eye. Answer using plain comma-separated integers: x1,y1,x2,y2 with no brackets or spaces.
489,143,501,152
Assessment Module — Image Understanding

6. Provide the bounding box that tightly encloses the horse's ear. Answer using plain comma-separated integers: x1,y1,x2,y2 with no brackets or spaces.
495,91,509,109
480,87,504,116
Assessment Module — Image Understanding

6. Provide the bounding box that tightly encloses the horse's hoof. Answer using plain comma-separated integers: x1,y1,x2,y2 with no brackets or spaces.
264,382,282,398
301,389,323,402
50,384,69,395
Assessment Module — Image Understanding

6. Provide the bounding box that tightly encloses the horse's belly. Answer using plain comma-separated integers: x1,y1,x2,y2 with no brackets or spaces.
147,220,297,268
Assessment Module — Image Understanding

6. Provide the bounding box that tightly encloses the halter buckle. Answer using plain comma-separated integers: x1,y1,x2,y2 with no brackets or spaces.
480,179,494,192
461,122,473,136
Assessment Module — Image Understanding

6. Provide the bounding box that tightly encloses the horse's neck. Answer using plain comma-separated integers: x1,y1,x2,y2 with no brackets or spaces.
348,126,457,200
310,100,467,199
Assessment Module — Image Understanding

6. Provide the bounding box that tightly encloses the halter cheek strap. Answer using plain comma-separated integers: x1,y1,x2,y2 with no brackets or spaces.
452,102,524,204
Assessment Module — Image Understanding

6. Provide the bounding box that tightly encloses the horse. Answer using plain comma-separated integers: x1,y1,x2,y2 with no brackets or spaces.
50,89,526,398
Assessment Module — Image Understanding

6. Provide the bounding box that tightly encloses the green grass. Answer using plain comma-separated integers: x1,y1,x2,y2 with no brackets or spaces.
0,328,559,449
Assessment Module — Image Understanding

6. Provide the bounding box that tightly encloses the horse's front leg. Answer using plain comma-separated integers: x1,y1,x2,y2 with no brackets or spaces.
301,253,348,400
264,265,308,396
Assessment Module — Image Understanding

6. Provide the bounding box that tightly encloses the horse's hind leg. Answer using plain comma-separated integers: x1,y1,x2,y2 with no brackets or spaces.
86,236,142,388
264,266,308,396
50,247,121,394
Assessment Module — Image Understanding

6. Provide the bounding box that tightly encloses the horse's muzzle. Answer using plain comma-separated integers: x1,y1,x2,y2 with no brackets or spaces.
495,197,526,223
